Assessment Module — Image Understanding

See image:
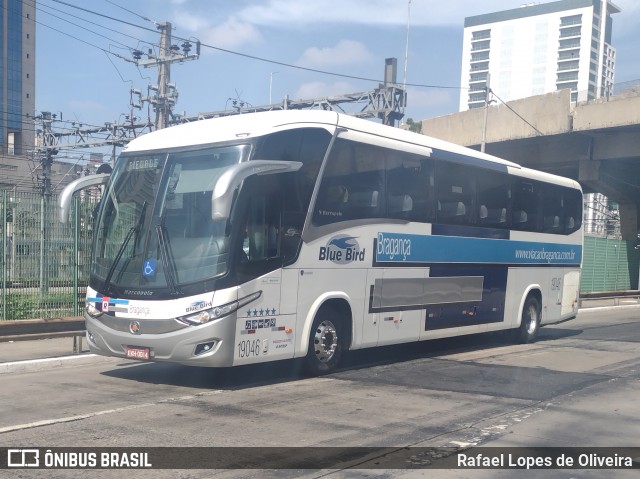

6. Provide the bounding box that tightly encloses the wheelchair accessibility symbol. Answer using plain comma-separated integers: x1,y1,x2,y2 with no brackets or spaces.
142,259,156,278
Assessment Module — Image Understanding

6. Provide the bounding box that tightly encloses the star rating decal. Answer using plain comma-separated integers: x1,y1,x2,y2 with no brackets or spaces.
245,307,277,317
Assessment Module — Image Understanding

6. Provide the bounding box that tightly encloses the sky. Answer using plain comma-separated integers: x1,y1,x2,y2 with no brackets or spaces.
34,0,640,153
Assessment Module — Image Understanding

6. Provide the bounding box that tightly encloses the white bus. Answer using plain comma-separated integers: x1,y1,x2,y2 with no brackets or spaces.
60,110,583,375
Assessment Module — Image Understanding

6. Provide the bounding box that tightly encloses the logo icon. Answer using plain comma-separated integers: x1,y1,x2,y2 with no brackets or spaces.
142,259,156,278
129,321,141,335
318,235,365,264
7,449,40,468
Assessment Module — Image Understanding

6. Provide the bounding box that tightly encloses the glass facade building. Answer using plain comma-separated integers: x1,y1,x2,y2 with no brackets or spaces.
0,0,35,156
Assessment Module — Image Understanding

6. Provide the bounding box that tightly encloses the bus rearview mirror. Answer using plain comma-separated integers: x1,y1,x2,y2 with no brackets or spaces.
211,160,302,220
58,173,111,223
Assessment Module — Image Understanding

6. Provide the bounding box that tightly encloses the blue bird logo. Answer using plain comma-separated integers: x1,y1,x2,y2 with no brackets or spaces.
328,236,358,249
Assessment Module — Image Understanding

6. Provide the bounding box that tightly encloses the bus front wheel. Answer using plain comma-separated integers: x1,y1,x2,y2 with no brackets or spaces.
304,307,345,375
516,295,541,344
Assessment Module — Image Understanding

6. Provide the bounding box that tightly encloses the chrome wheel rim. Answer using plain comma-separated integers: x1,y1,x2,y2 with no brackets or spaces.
313,319,338,363
525,304,538,335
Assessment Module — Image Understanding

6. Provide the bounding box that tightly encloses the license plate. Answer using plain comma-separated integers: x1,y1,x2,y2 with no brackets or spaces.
124,346,150,360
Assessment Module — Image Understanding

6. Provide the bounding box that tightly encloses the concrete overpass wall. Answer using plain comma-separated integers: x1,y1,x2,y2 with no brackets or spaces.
421,89,572,146
573,90,640,131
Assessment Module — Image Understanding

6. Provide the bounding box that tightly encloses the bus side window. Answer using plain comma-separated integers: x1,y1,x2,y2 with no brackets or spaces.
386,153,433,222
563,188,583,234
255,127,332,212
435,162,475,225
477,170,510,228
541,185,564,234
347,170,383,220
512,180,541,232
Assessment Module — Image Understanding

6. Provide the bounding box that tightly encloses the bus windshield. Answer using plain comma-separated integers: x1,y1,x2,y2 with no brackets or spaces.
92,144,251,294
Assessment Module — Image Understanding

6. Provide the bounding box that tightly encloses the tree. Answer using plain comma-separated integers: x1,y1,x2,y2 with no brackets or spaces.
405,118,422,134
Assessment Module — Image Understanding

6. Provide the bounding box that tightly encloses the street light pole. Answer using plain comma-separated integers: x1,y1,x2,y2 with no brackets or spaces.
481,73,492,153
270,72,279,104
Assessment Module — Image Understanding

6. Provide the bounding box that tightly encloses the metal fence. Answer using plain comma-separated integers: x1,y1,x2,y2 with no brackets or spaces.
580,236,639,293
1,190,99,320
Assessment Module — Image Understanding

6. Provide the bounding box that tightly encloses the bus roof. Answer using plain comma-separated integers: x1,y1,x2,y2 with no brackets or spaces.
124,110,516,163
121,110,580,190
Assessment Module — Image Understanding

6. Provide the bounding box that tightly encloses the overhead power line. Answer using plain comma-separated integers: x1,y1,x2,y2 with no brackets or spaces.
50,0,153,33
46,0,465,91
103,0,157,25
489,89,545,136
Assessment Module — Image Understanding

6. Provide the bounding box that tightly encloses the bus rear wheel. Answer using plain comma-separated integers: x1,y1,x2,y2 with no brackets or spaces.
516,295,541,344
304,307,345,375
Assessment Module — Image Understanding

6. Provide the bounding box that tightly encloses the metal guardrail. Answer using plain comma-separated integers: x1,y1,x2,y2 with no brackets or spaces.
578,290,640,307
0,317,85,355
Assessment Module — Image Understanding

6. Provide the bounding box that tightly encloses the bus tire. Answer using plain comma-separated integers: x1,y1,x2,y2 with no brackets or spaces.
304,306,345,375
516,295,541,344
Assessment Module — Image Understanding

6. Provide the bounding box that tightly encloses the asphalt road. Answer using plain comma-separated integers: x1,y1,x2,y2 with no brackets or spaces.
0,305,639,478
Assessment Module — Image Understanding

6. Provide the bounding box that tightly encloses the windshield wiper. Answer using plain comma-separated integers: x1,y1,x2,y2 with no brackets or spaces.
156,219,182,295
103,201,147,295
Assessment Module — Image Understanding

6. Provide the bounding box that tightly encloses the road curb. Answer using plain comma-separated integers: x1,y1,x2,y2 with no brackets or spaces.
0,354,115,375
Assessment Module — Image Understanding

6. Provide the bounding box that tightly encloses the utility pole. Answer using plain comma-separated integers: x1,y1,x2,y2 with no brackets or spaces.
402,0,412,119
33,111,62,293
133,22,200,130
33,111,59,195
381,58,405,126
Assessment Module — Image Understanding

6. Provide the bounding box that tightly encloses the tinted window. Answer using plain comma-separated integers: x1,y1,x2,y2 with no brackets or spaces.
541,185,564,234
311,138,581,236
314,139,384,225
386,151,434,222
512,180,541,232
313,139,433,226
476,170,510,229
563,188,583,234
435,162,475,225
255,128,332,214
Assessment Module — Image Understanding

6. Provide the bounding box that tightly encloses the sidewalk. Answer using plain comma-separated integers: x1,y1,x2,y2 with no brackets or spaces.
0,335,89,363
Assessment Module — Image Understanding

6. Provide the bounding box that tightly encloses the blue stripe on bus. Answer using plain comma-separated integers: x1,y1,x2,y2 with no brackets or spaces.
374,232,581,266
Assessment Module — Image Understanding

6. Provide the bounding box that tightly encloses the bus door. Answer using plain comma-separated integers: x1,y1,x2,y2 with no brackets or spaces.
234,177,289,364
375,269,426,346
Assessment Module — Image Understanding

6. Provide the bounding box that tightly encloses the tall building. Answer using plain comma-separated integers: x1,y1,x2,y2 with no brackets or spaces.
460,0,620,111
0,0,36,191
460,0,622,238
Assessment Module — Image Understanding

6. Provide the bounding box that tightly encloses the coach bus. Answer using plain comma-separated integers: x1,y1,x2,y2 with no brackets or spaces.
59,110,583,374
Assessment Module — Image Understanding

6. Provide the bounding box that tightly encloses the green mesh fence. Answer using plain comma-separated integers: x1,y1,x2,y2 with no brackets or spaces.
1,190,99,320
580,236,640,292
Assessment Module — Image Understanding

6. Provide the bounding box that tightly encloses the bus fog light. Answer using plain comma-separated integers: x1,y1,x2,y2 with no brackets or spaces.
195,341,216,355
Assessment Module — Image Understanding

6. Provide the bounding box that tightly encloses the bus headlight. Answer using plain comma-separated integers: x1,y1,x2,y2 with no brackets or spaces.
177,291,262,326
86,301,102,318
